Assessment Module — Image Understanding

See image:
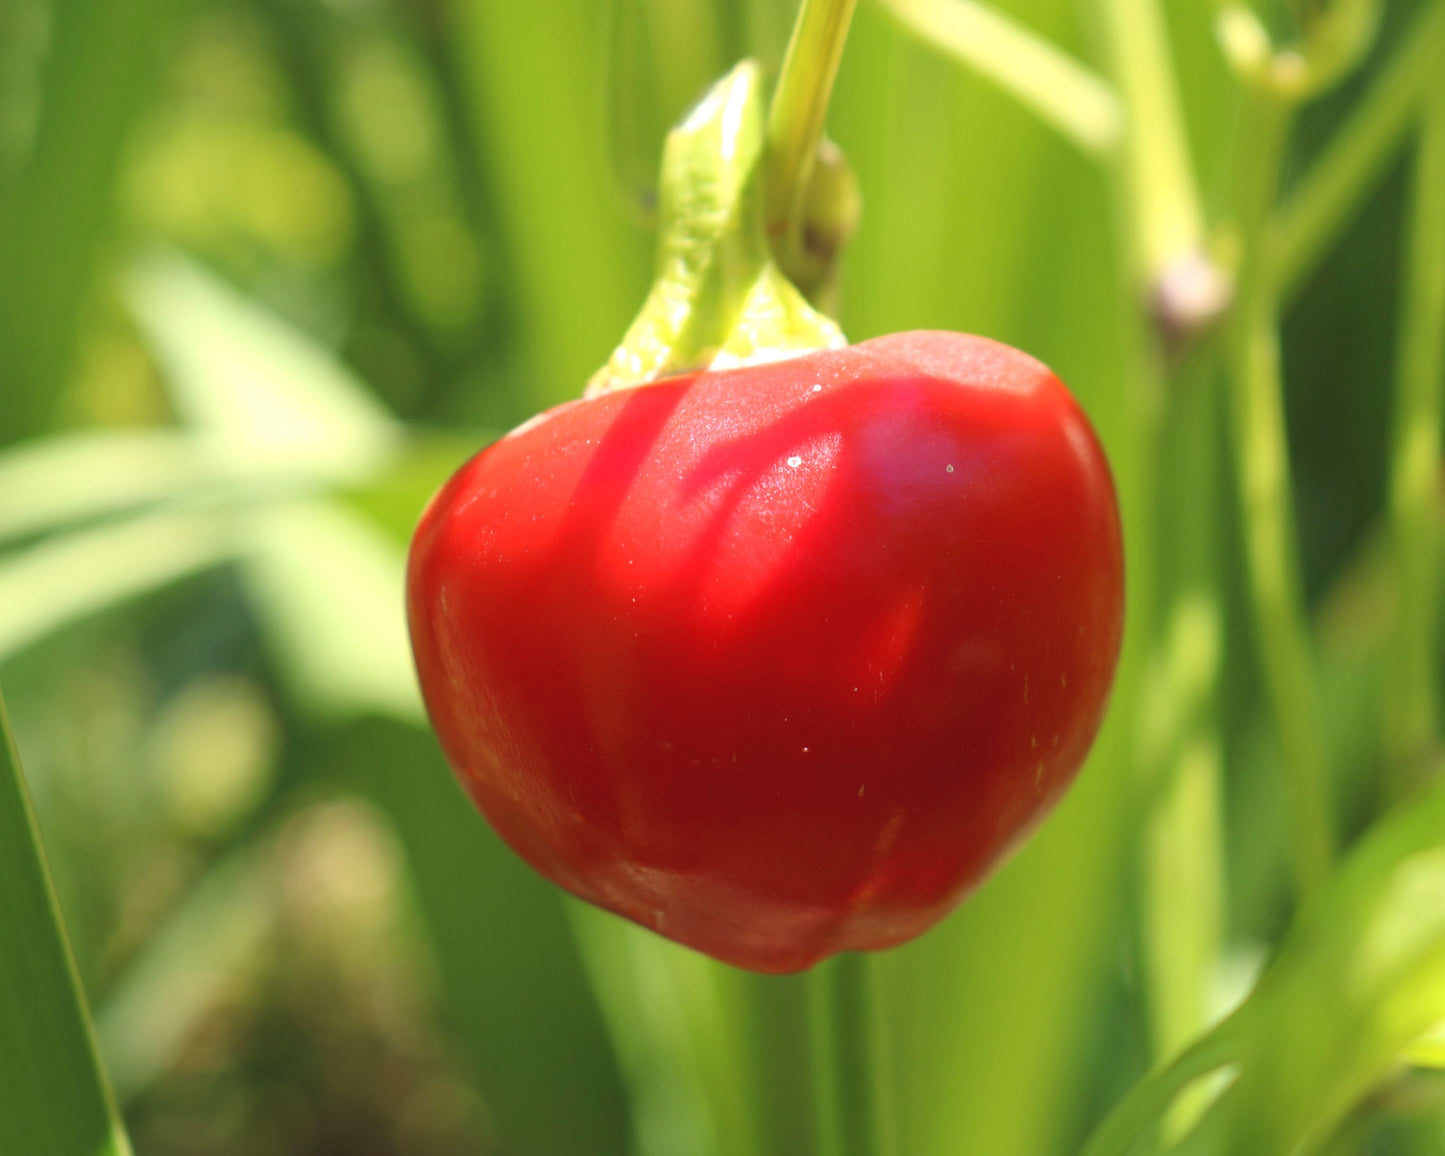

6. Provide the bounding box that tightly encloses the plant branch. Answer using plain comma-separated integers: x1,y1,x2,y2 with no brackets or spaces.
764,0,859,269
1227,91,1335,893
1095,0,1208,285
1273,1,1445,300
876,0,1123,159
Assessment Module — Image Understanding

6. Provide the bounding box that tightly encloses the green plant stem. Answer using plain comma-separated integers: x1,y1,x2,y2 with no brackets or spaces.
1096,0,1207,284
809,954,891,1156
1228,91,1334,894
0,686,132,1156
1384,8,1445,787
876,0,1123,159
1273,0,1445,300
1138,358,1226,1133
763,0,858,269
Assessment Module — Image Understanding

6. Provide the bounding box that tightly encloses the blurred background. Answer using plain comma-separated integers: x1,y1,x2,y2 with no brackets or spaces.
0,0,1438,1153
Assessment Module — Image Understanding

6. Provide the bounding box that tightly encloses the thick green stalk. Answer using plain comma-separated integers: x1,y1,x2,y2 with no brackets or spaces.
1094,0,1226,1095
1384,9,1445,787
763,0,858,272
809,954,892,1156
1096,0,1207,286
1273,1,1445,300
0,686,132,1156
1228,92,1334,893
1138,358,1226,1131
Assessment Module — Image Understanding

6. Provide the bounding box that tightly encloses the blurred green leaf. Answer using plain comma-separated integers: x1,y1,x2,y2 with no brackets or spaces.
0,428,361,547
0,509,236,664
1089,770,1445,1155
336,719,635,1156
126,251,399,479
240,498,418,721
448,0,651,409
0,686,132,1156
1204,775,1445,1153
95,845,270,1103
0,0,196,443
341,429,491,543
571,905,775,1156
0,430,220,546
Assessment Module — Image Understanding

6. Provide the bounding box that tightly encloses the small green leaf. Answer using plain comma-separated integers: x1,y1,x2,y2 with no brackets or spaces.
591,61,843,395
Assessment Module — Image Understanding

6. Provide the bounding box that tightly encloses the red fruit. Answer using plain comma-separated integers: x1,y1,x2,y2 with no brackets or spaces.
407,331,1124,973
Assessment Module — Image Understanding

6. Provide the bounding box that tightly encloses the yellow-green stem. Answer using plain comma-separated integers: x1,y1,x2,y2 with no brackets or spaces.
1384,8,1445,787
763,0,858,273
1096,0,1207,285
1228,91,1334,893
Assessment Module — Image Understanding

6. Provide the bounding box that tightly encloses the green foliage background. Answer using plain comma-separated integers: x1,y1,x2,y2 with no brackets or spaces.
1,1,1444,1154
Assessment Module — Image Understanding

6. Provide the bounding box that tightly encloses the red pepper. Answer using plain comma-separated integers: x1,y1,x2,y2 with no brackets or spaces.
407,330,1123,972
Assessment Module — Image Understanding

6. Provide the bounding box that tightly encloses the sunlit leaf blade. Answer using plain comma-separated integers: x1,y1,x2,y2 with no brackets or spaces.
1404,1019,1445,1069
1202,774,1445,1153
0,430,224,545
0,510,236,664
0,688,132,1156
0,0,194,445
126,251,399,478
0,428,351,547
240,498,419,721
1088,772,1445,1155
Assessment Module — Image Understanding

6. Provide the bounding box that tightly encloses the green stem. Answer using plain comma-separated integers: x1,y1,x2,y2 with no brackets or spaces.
1096,0,1207,287
877,0,1123,159
763,0,858,269
0,685,133,1156
809,954,891,1156
592,62,843,394
1138,359,1226,1138
1384,6,1445,788
1228,91,1334,893
1272,0,1445,300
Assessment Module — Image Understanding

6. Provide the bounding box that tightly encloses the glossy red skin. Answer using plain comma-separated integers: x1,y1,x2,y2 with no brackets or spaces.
407,331,1123,973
